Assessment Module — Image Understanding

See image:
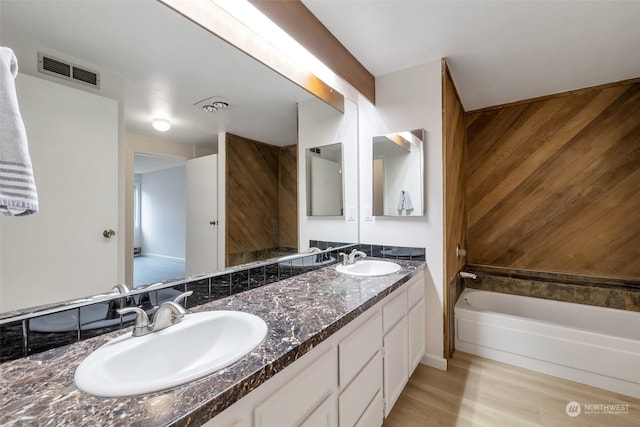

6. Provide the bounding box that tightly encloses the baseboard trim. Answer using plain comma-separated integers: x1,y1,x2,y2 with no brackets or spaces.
140,253,185,262
421,353,448,371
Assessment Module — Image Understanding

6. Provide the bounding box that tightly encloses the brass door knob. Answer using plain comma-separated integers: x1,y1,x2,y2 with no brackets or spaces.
103,229,116,238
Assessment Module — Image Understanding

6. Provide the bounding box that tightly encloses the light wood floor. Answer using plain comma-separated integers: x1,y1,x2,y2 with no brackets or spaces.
383,352,639,426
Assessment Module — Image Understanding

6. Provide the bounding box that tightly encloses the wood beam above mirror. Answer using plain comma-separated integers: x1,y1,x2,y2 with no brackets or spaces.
249,0,376,104
159,0,345,112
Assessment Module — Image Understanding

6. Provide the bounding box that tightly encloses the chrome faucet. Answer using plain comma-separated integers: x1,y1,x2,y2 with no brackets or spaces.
459,271,477,280
117,291,192,337
339,249,367,265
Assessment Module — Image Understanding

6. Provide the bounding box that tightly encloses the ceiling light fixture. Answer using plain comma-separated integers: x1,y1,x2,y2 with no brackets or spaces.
152,118,171,132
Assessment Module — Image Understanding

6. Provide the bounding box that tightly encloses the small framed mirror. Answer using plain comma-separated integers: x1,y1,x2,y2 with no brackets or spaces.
372,129,425,216
306,143,343,216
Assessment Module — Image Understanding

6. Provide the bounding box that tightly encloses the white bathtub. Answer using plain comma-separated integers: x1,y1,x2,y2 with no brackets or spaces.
455,288,640,398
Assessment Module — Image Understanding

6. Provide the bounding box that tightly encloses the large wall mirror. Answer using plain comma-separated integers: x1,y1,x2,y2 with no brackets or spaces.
372,129,425,217
305,143,343,216
0,0,356,316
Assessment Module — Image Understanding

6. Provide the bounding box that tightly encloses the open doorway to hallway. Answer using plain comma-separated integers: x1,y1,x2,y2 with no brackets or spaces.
133,153,187,286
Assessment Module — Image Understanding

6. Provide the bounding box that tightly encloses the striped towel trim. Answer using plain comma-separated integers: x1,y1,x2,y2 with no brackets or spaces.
0,160,39,216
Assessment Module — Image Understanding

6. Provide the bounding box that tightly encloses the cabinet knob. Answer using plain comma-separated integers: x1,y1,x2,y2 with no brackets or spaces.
103,229,116,238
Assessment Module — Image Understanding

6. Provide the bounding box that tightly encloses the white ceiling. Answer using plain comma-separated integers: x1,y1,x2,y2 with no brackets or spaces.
303,0,640,111
3,0,637,140
0,0,312,147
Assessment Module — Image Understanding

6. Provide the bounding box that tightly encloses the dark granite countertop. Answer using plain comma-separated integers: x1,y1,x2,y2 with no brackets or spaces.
0,259,424,427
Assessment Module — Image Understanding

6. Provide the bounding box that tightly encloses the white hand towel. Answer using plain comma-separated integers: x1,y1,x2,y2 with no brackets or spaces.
0,46,38,216
397,190,414,212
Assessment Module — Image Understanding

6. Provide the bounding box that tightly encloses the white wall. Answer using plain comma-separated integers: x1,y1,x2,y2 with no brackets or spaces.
140,166,186,260
298,97,359,249
358,59,446,369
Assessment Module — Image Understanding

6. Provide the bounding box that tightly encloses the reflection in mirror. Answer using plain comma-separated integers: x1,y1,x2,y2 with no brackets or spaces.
372,129,425,216
0,0,354,318
133,154,188,286
306,143,343,216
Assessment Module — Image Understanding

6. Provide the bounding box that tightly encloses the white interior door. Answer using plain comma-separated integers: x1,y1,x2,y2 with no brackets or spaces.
0,74,118,311
186,154,218,276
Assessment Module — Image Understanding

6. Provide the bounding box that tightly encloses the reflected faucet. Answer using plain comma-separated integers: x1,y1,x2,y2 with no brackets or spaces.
117,291,192,337
111,284,130,294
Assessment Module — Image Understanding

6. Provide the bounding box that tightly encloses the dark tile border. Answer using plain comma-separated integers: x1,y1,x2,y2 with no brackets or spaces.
0,246,350,364
464,265,640,312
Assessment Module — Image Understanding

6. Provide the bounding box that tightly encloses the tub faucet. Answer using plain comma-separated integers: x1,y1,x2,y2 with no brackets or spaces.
117,291,192,337
459,271,477,280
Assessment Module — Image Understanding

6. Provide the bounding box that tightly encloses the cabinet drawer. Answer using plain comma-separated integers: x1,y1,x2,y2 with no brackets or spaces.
383,289,407,333
339,351,382,427
407,275,425,309
339,311,382,387
355,389,383,427
254,348,337,427
300,394,337,427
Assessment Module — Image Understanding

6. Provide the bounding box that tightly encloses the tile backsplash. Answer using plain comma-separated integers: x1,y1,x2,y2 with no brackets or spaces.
0,246,353,364
1,241,427,363
311,240,426,262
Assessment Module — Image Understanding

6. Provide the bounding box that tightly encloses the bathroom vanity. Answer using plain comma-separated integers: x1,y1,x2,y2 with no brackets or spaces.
0,259,426,426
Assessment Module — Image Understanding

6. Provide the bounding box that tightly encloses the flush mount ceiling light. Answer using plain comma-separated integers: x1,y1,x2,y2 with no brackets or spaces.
152,118,171,132
202,101,229,113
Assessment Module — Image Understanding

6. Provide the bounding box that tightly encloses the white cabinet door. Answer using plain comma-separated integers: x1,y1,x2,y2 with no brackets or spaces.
383,316,408,417
408,298,426,373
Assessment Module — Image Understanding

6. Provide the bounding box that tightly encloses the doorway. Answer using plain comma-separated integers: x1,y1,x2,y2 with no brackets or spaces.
133,153,187,286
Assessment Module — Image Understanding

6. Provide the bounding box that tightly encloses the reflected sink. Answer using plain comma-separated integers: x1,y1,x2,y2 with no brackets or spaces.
74,311,267,397
336,260,401,276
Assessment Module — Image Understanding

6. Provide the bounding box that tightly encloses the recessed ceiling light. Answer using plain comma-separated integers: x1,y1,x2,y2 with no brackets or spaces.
152,118,171,132
202,101,229,113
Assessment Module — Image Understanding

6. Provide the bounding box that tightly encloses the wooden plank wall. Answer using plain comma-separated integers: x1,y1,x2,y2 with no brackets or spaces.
442,60,468,359
226,134,280,264
279,145,298,249
465,81,640,279
443,61,468,285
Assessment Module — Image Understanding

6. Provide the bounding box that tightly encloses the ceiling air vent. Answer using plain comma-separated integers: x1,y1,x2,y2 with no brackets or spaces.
38,53,100,89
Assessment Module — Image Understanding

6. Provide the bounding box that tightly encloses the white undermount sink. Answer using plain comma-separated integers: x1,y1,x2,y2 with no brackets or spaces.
74,311,267,397
336,260,401,277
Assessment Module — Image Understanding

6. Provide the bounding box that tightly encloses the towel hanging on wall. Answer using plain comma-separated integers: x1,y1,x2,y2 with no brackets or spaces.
0,46,39,216
397,190,413,213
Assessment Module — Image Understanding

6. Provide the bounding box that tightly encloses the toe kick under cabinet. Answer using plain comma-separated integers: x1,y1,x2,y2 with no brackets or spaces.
204,271,426,427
